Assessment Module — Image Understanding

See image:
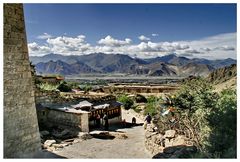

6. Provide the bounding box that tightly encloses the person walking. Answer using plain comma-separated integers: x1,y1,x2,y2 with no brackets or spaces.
144,113,152,129
145,113,152,124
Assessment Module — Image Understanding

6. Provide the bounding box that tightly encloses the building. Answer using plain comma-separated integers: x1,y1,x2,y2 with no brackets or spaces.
36,75,64,84
36,100,122,132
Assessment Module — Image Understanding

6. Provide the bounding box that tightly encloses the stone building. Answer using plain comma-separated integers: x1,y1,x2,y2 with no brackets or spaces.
4,4,41,158
36,100,122,132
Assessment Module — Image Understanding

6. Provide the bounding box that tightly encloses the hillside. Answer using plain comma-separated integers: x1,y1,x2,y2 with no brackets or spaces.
206,64,237,92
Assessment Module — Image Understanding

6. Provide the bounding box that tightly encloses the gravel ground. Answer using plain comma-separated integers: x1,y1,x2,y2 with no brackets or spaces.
53,109,152,158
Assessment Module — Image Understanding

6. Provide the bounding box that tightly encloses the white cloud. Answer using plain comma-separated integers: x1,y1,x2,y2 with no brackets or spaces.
28,32,236,60
45,35,92,55
37,33,53,39
98,35,131,47
178,33,236,59
138,35,150,41
152,33,158,37
28,42,51,56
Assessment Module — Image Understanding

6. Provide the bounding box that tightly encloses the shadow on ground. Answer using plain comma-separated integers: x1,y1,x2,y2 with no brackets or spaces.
90,122,144,132
33,150,67,158
152,145,197,159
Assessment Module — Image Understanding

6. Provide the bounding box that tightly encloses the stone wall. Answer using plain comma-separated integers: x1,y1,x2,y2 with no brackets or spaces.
3,4,41,158
46,109,89,132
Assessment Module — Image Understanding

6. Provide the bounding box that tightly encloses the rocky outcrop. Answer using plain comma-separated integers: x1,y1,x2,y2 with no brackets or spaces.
144,123,196,158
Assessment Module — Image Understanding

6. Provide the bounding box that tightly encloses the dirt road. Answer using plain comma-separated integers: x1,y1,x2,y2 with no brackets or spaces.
53,109,152,158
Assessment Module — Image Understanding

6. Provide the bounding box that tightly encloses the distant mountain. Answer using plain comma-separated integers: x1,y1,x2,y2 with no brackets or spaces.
145,54,191,66
180,63,215,76
191,58,236,69
30,53,236,77
35,60,98,75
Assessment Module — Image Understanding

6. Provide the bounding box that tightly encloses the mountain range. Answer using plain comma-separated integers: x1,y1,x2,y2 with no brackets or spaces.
30,53,236,77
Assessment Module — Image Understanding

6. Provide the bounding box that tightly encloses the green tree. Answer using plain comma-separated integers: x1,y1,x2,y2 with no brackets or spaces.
172,78,218,151
57,81,72,92
207,89,237,158
117,94,134,110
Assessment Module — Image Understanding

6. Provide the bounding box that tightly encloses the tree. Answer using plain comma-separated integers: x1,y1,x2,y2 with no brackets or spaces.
117,95,134,110
207,89,237,158
57,81,72,92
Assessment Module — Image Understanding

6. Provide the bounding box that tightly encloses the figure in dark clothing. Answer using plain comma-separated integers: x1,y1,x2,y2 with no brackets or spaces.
103,113,109,130
132,117,136,126
145,113,152,124
96,114,101,128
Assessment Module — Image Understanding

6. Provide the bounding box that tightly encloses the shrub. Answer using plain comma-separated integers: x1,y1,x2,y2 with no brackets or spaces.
144,96,161,116
117,95,134,110
207,89,237,158
57,81,72,92
38,83,59,91
170,78,237,158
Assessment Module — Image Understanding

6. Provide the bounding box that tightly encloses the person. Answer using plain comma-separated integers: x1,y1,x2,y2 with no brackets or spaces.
122,119,126,128
145,113,152,124
103,113,109,130
96,114,101,128
132,117,136,126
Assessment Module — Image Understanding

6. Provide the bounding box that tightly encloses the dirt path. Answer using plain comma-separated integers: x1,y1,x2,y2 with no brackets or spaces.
53,109,152,158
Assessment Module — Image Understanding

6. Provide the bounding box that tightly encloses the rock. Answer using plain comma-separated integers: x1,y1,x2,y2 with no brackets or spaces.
164,138,173,147
40,130,50,137
78,132,92,140
164,130,176,138
43,140,56,148
172,135,186,146
52,129,79,139
153,134,164,145
52,144,64,149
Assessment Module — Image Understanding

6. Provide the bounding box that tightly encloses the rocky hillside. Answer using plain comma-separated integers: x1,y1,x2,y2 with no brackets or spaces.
206,64,237,91
207,64,236,84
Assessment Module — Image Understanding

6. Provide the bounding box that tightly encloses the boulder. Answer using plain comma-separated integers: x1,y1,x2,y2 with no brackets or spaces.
172,135,186,146
43,140,56,148
52,129,79,139
164,130,176,138
78,132,92,140
52,144,64,149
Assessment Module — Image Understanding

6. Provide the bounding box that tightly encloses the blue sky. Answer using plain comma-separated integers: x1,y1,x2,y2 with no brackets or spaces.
24,3,237,59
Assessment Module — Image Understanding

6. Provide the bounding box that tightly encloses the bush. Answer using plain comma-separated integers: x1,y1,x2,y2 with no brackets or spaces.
57,81,72,92
117,95,134,110
38,83,59,91
144,96,161,116
170,78,237,158
207,89,237,158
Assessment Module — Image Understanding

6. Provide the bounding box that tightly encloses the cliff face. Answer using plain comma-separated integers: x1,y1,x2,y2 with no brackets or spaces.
4,4,41,158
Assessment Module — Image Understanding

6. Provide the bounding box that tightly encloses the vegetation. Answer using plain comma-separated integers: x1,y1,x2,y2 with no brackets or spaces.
144,96,161,116
57,81,72,92
117,94,134,110
38,83,59,91
164,78,237,158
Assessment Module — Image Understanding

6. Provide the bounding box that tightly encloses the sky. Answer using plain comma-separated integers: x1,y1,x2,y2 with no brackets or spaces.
24,3,237,59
